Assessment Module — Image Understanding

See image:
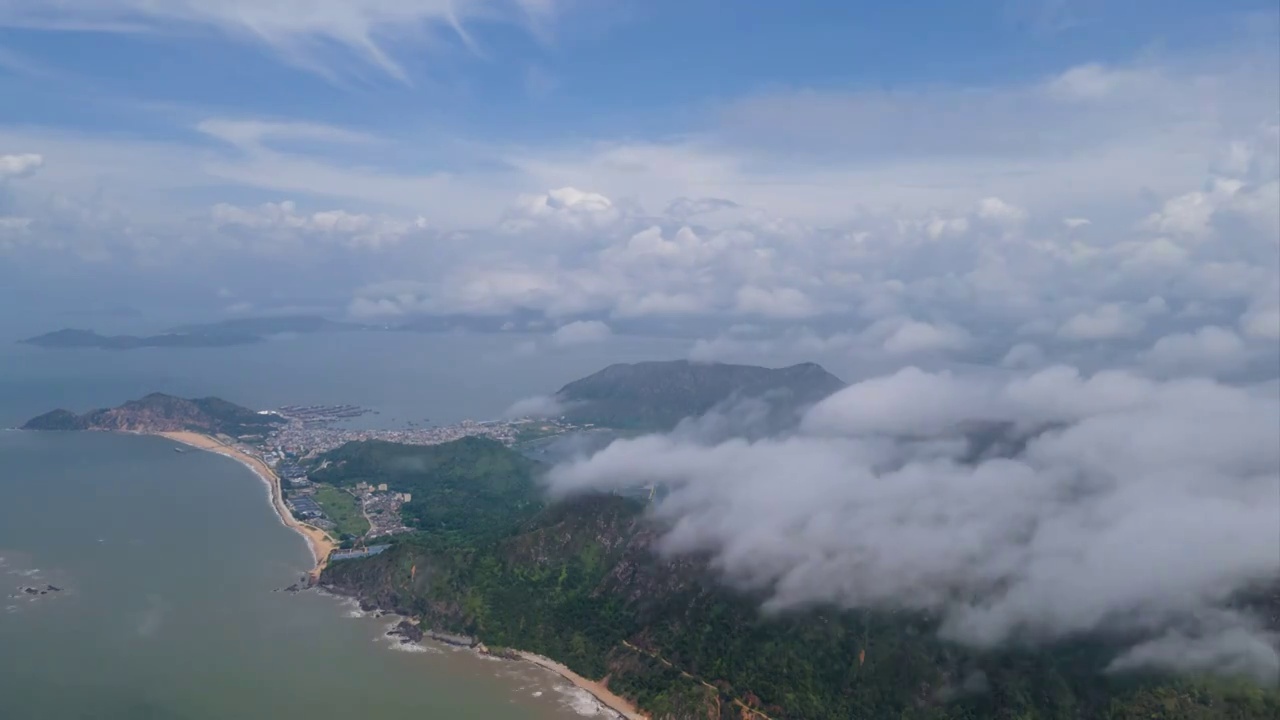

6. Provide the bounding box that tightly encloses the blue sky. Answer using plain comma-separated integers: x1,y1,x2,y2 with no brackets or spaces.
0,0,1277,372
2,0,1272,145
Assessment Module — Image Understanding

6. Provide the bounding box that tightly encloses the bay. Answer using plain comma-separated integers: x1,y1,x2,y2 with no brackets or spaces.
0,431,614,719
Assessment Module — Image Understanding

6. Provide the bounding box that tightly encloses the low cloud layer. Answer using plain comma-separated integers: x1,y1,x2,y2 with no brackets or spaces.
552,320,613,346
502,394,567,419
548,366,1280,682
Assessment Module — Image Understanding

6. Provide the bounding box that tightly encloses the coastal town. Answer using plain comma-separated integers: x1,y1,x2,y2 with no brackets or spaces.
264,404,565,453
231,405,582,549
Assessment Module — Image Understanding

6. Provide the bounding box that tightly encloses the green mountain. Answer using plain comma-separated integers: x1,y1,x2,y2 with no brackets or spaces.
553,360,846,430
309,437,543,543
21,393,283,437
318,437,1279,720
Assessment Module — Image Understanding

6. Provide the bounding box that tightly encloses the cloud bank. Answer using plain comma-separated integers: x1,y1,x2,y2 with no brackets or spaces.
502,394,566,419
548,366,1280,682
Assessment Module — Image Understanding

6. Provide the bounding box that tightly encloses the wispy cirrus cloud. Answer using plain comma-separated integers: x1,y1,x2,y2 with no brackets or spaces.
0,0,568,81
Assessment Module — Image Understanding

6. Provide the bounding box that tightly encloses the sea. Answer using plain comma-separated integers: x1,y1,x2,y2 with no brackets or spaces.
0,331,700,720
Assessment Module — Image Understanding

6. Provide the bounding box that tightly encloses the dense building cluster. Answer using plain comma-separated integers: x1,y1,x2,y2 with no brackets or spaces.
267,414,567,457
248,406,579,544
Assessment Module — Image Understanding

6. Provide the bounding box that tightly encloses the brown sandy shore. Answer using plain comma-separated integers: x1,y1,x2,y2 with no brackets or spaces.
159,431,648,719
512,651,649,720
157,431,337,577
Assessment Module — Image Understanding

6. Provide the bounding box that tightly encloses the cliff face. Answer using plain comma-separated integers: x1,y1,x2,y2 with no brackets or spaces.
21,393,282,437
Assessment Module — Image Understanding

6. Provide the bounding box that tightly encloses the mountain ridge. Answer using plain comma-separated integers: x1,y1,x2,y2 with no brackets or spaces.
553,359,846,431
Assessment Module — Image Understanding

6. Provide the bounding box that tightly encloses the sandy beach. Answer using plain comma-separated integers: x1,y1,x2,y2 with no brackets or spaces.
158,431,337,577
514,651,648,720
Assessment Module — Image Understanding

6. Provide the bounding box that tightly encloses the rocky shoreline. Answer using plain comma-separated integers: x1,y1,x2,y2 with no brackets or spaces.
322,584,643,719
12,584,62,598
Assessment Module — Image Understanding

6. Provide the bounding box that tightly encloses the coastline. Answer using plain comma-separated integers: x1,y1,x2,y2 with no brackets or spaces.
158,431,336,577
162,430,647,719
511,650,648,720
320,587,650,720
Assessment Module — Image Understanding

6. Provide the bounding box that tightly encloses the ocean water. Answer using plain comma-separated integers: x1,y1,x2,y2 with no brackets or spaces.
0,430,630,719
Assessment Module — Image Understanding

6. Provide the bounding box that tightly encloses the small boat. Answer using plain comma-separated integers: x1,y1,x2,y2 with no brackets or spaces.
173,447,187,453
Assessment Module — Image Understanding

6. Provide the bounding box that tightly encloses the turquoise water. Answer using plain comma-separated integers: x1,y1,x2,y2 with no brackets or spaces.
0,431,614,719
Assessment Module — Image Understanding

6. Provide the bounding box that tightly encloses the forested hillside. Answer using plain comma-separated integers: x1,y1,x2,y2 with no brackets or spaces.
318,438,1280,720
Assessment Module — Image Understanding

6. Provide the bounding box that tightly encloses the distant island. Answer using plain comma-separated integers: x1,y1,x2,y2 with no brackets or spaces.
20,310,749,351
19,315,372,350
20,308,764,352
20,328,263,349
20,361,1280,720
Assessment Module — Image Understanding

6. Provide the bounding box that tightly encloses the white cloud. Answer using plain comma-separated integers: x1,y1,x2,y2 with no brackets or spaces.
1001,342,1046,369
1241,293,1280,341
0,152,42,179
877,319,971,356
211,200,424,249
0,215,33,250
548,366,1280,679
346,280,434,318
503,394,566,418
688,327,859,364
1143,326,1249,376
501,187,620,233
1107,618,1280,684
0,0,567,81
1044,63,1152,101
734,285,818,319
1143,178,1246,239
975,196,1027,225
551,319,612,346
1058,303,1146,340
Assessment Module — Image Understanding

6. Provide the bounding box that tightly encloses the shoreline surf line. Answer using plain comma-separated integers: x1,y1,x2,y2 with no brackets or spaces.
511,650,648,720
157,431,337,578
